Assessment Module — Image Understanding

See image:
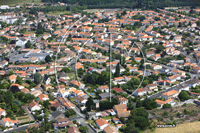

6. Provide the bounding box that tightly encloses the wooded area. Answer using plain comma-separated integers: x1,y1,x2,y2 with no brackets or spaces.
41,0,200,9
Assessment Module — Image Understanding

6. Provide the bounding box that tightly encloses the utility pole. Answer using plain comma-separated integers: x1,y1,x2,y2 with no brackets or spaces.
110,33,112,102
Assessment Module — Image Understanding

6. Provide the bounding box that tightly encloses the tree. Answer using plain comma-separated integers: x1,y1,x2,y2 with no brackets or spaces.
34,73,41,84
162,111,169,117
45,55,51,63
61,67,71,73
36,23,44,35
127,100,135,110
134,116,150,130
114,63,120,77
178,91,190,101
163,103,171,108
43,100,49,109
120,117,125,124
85,97,95,111
18,108,25,116
9,71,14,75
16,76,23,85
12,103,18,113
25,40,32,48
79,126,88,133
5,91,14,105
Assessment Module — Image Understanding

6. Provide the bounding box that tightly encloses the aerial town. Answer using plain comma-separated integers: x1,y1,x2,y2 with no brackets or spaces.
0,1,200,133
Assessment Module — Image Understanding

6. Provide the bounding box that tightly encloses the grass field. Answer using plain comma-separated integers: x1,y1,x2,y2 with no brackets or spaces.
47,11,70,16
155,121,200,133
0,0,41,6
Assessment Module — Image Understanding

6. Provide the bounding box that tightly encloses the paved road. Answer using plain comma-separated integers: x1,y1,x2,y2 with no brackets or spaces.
79,118,96,133
3,123,37,133
146,59,200,80
138,25,146,33
21,105,35,121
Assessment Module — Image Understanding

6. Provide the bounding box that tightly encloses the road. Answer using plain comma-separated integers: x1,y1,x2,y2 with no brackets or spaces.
146,59,200,80
78,118,95,133
138,25,146,33
21,105,35,121
3,123,38,133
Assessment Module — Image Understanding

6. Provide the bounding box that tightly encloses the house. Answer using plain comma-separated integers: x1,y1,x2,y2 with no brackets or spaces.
112,87,125,94
133,88,147,96
44,85,53,91
146,84,158,91
49,99,62,110
53,120,73,129
97,85,109,93
0,60,8,68
50,110,65,120
58,72,69,80
38,94,49,101
185,79,200,88
68,126,81,133
87,111,97,120
99,93,115,100
155,99,173,108
29,101,42,112
161,90,179,100
113,104,130,118
58,89,70,98
0,118,17,127
16,38,28,47
70,80,85,89
151,64,162,70
75,96,87,105
112,117,120,124
118,97,128,105
104,125,118,133
95,119,109,130
9,75,17,83
0,108,6,116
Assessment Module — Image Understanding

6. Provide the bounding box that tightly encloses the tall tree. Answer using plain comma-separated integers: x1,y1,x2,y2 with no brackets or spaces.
34,73,41,84
25,40,32,48
114,63,120,77
86,97,95,111
45,55,51,63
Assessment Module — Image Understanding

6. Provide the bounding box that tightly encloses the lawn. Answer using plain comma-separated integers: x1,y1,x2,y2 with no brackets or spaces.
0,0,41,6
47,11,70,16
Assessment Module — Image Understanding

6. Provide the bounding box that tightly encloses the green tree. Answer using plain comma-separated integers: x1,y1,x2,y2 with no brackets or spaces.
134,116,150,130
178,91,190,101
9,71,14,75
25,40,32,48
86,97,95,111
5,91,14,105
114,63,120,77
163,103,171,108
79,126,88,133
43,100,49,109
45,55,51,63
16,76,23,85
34,73,41,84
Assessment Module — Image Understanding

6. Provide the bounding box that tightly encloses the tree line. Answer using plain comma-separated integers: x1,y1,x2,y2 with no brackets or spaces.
41,0,200,10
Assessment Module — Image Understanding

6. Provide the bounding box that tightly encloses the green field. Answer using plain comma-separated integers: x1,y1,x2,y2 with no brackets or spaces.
47,11,70,16
0,0,41,6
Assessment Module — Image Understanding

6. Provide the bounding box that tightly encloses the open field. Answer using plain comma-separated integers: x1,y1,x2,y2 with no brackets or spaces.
155,121,200,133
83,8,120,13
47,11,70,16
0,0,41,6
